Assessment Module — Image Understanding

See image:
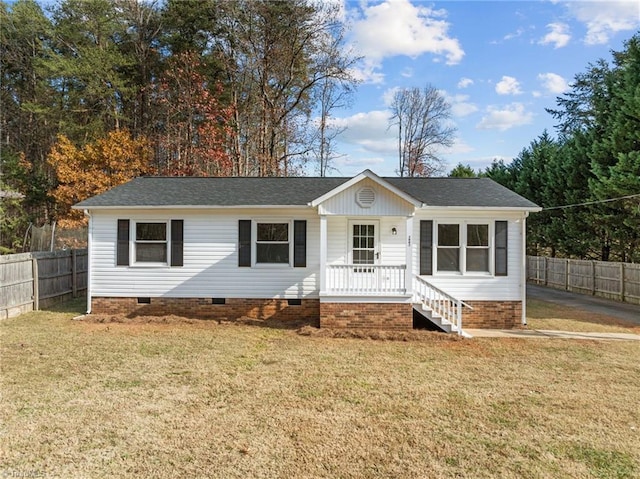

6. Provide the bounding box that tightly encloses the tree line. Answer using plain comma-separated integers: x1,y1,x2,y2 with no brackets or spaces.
1,0,358,248
450,34,640,263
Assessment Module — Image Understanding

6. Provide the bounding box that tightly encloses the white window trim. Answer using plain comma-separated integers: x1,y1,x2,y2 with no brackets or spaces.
131,220,170,267
434,221,494,276
252,219,293,268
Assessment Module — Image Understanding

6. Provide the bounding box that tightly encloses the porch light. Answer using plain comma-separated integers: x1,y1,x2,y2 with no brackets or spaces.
391,227,398,236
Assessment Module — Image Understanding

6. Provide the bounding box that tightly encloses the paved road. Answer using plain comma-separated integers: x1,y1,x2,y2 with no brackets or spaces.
527,284,640,325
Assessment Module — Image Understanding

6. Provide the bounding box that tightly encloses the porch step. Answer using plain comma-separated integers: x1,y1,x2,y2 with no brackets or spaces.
413,304,457,334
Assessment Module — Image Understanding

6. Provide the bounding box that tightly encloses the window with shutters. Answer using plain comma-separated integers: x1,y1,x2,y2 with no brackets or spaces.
116,219,184,267
238,219,306,268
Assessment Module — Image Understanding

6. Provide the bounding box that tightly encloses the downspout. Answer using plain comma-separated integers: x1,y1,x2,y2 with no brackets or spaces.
84,209,92,314
521,212,529,326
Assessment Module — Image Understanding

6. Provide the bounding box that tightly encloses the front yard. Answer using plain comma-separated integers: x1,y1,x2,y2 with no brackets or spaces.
1,300,639,478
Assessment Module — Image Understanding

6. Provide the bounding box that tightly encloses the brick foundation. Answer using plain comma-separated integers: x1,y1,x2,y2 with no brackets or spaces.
461,301,523,329
91,297,522,330
91,297,320,326
320,302,413,330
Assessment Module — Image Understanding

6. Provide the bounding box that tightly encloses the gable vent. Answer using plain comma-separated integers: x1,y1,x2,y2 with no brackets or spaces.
356,187,376,208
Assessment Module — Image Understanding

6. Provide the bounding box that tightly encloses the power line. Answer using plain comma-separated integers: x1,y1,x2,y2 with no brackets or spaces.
542,193,640,211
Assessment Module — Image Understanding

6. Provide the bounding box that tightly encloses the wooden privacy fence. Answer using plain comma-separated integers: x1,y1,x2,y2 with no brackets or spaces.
527,256,640,305
0,249,87,319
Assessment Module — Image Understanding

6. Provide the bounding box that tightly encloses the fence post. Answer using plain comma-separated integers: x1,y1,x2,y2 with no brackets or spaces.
620,263,625,302
591,261,596,296
543,256,548,286
564,259,569,291
31,256,39,311
72,249,78,298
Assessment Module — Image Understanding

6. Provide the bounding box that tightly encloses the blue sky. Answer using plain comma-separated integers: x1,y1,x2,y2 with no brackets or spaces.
328,0,640,177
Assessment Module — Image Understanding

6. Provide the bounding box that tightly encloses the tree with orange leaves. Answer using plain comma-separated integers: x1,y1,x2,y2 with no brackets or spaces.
47,130,153,227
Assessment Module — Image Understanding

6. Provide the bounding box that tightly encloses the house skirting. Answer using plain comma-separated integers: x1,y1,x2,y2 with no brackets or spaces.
90,297,522,331
319,302,413,330
91,297,320,326
461,300,523,329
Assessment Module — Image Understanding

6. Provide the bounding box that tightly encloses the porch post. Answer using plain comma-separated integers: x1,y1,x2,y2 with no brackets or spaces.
405,215,413,296
320,215,327,294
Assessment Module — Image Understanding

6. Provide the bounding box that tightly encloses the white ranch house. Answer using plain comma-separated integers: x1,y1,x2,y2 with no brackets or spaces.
74,170,540,333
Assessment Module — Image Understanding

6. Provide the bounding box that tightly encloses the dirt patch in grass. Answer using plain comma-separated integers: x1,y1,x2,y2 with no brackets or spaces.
2,306,639,479
83,312,311,330
83,314,461,342
297,325,463,342
527,298,640,333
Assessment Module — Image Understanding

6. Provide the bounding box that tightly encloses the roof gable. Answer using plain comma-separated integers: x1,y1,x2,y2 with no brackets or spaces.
309,170,422,208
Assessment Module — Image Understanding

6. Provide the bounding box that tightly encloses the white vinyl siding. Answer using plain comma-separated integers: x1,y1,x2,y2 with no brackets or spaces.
413,210,525,301
90,209,319,299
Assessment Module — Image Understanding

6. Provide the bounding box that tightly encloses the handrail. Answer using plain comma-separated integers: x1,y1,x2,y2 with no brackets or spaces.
413,275,472,335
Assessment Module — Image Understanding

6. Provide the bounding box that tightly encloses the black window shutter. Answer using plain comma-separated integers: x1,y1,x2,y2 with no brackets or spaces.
171,220,184,267
495,221,508,276
419,220,433,275
238,220,251,267
293,220,307,267
117,219,130,266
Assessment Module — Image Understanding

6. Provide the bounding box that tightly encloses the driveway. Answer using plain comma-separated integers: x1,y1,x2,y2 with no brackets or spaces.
467,284,640,340
527,284,640,325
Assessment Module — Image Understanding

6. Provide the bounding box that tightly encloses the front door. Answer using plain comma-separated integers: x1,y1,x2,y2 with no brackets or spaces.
351,221,378,267
349,221,379,291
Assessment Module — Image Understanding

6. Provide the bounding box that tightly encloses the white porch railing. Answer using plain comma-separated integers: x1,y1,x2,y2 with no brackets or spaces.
413,275,471,335
325,264,407,295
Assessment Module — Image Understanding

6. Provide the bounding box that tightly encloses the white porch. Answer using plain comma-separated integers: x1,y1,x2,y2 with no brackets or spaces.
318,214,414,299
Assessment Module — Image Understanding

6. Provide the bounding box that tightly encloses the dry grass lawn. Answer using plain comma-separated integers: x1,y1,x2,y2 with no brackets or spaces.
1,299,639,479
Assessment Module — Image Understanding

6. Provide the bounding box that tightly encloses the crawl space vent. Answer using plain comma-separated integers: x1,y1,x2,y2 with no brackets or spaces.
356,187,376,208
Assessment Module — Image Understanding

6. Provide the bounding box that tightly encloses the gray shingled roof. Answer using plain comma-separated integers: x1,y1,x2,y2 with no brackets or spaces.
73,176,539,209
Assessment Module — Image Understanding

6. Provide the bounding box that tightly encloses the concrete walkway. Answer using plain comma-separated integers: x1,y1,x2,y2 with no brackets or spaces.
466,328,640,340
527,284,640,325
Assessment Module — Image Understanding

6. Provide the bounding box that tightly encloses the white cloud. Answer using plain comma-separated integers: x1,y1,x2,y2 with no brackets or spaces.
495,76,522,95
401,67,413,78
504,27,525,41
477,103,534,131
348,65,385,85
539,22,571,48
334,156,385,168
565,1,640,45
457,77,474,89
537,72,569,94
447,94,479,117
332,110,396,155
349,0,464,83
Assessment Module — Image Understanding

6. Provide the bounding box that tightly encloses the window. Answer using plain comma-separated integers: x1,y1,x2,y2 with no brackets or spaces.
256,223,289,264
352,224,375,265
466,224,489,272
135,222,167,263
437,224,460,272
435,223,490,273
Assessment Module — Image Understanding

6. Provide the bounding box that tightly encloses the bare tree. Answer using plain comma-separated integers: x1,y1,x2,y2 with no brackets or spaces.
389,85,456,177
311,19,359,177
